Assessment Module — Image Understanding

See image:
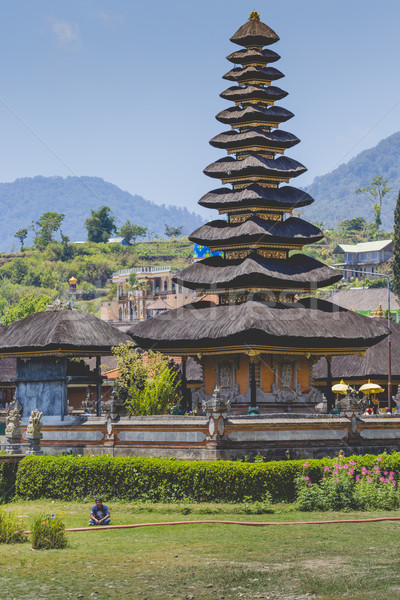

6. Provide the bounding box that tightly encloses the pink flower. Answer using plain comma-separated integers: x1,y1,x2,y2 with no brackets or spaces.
334,478,339,483
361,467,368,475
308,482,313,487
304,476,310,481
384,471,389,476
390,472,395,477
303,462,309,467
323,466,330,472
349,460,356,466
343,464,349,469
367,477,372,483
373,466,381,473
379,477,385,482
377,456,383,462
349,469,354,476
356,475,361,482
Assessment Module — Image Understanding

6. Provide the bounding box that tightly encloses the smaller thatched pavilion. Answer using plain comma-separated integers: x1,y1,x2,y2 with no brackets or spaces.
312,319,400,404
0,309,130,421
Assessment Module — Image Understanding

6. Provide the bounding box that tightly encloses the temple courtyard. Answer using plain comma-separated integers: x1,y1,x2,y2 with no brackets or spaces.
2,499,400,600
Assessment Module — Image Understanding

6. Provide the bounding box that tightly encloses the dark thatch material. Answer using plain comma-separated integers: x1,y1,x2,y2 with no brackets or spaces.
210,129,299,152
173,253,342,291
327,288,400,312
189,217,322,248
312,319,400,382
223,65,284,84
203,155,307,182
230,18,279,48
185,357,203,383
198,185,314,211
216,105,293,127
0,309,131,356
128,299,388,353
227,48,280,65
220,85,288,104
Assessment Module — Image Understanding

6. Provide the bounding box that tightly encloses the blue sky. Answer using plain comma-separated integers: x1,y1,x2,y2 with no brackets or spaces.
0,0,399,217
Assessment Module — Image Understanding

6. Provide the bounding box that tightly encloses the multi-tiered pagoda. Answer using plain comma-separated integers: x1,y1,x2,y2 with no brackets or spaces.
129,13,387,412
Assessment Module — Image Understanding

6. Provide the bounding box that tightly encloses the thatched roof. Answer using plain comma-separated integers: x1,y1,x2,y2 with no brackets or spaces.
189,217,322,249
128,298,388,354
198,184,314,211
203,155,306,182
327,288,400,312
313,319,400,382
223,65,284,84
220,84,288,104
210,129,299,152
230,17,279,48
216,105,293,127
0,309,131,357
174,253,342,291
227,48,280,65
0,357,16,383
146,298,173,311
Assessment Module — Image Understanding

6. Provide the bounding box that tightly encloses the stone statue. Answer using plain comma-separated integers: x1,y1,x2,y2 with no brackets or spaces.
219,362,233,388
202,386,231,415
26,409,43,455
5,408,22,455
5,408,21,437
280,363,293,388
26,409,43,439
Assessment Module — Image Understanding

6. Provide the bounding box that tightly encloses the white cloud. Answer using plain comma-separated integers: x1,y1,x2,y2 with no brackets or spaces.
50,19,79,44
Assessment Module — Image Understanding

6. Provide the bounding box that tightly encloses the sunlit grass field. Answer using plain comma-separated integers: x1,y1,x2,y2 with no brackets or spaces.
2,500,400,600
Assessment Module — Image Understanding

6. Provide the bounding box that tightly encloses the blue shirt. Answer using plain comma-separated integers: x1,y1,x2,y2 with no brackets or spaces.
91,504,110,520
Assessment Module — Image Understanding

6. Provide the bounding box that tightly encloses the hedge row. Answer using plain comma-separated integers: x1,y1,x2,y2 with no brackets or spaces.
14,452,400,503
0,461,19,502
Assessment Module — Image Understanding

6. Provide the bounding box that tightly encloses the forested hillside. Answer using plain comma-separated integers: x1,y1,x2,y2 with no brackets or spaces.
0,176,205,252
303,132,400,230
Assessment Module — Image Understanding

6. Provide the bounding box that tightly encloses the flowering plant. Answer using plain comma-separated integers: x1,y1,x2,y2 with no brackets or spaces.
296,456,400,511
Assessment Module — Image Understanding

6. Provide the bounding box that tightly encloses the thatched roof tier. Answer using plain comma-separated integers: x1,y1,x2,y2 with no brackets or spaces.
198,184,314,211
223,65,284,85
128,298,388,355
221,85,288,105
312,319,400,383
203,155,307,184
230,16,279,48
174,253,342,292
0,309,131,357
189,217,323,249
227,48,280,66
216,105,293,128
210,129,300,153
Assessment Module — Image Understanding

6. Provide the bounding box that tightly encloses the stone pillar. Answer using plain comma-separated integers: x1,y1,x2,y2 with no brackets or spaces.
325,356,335,413
202,387,231,448
96,356,102,417
25,409,43,455
5,408,22,455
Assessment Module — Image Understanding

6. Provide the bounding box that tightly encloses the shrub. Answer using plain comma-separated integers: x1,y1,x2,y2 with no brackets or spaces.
0,459,18,501
15,452,400,507
0,508,27,543
296,456,400,511
31,514,68,549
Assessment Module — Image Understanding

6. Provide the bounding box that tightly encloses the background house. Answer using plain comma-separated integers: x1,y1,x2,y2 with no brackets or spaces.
333,240,393,280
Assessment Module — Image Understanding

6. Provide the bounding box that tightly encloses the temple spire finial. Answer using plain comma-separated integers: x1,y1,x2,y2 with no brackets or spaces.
249,10,260,22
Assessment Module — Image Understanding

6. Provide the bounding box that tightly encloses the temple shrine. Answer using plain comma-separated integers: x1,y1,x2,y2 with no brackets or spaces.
128,13,387,414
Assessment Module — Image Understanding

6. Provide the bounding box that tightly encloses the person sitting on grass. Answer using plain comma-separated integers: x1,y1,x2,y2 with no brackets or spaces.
89,498,110,526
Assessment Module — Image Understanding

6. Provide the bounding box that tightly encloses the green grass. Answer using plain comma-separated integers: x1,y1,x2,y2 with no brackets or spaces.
2,500,400,599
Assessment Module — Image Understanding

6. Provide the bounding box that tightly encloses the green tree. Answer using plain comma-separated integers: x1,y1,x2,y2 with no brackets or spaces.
112,345,181,415
85,206,116,243
129,272,149,291
119,221,147,243
339,217,367,233
393,190,400,298
2,293,53,325
355,176,392,230
14,228,28,251
164,224,183,238
34,212,65,249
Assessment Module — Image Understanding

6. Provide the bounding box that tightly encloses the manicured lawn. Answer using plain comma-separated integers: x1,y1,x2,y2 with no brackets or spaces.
2,500,400,599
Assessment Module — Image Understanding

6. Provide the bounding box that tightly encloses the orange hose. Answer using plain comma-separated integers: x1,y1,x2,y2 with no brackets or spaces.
59,516,400,533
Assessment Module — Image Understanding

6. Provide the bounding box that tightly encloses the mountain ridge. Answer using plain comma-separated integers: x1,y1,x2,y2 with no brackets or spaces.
0,175,206,251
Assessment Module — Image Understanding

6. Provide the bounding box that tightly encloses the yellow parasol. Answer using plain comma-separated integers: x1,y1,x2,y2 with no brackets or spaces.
359,380,384,394
332,380,349,395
